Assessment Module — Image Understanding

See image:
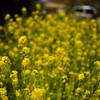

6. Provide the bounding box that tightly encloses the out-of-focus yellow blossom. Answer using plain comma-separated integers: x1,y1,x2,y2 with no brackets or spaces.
75,88,82,93
10,70,18,79
92,78,97,83
12,78,19,84
8,40,13,44
24,69,31,75
5,13,10,20
58,10,66,17
10,70,19,85
22,57,31,68
1,96,8,100
16,17,22,22
34,15,39,20
78,73,85,80
95,90,100,96
95,98,100,100
42,10,46,14
31,70,38,76
31,88,45,100
97,74,100,80
9,50,15,57
18,36,28,47
8,26,14,33
0,26,3,30
47,97,51,100
0,82,3,86
13,47,18,52
1,56,11,66
35,59,42,66
9,18,13,22
46,14,53,19
0,74,5,81
85,90,90,95
23,88,30,94
4,45,9,50
36,3,41,10
22,47,30,55
15,89,21,97
14,14,19,18
62,75,68,80
94,61,100,70
14,29,21,39
0,43,4,49
82,95,87,100
69,71,74,75
21,7,27,13
0,87,8,99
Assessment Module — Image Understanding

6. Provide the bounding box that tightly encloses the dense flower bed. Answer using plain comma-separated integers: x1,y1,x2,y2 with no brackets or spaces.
0,4,100,100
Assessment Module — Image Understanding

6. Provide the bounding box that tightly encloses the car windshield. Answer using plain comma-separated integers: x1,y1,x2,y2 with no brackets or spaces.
86,9,94,14
76,8,83,12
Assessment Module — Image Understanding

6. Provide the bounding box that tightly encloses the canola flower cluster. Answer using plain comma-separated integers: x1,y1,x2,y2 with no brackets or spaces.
0,4,100,100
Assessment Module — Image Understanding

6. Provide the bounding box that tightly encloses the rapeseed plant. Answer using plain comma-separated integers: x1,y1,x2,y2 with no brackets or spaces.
0,4,100,100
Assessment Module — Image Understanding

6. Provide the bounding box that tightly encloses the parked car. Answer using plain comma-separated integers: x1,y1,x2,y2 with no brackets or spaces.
74,5,97,20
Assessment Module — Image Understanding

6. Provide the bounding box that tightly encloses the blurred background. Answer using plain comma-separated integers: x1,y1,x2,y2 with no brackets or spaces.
0,0,100,24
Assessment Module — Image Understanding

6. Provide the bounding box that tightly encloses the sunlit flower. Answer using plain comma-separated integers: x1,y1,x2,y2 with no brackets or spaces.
22,57,31,68
18,36,28,47
78,73,85,80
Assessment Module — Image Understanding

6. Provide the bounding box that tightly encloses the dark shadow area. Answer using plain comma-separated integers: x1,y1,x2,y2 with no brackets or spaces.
0,0,33,24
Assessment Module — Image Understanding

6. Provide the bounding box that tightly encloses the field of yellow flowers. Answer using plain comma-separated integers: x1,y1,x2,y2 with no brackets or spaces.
0,4,100,100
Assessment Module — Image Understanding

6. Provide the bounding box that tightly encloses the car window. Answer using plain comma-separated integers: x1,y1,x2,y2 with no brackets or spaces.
76,8,83,12
86,9,94,14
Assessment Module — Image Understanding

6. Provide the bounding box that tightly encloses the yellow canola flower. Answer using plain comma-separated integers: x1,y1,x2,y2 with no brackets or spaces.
8,26,14,33
5,13,10,20
9,50,15,57
36,3,41,10
75,88,82,93
85,90,90,95
31,88,45,100
23,88,30,95
78,73,85,80
62,75,68,80
16,17,22,22
1,56,11,67
0,82,3,86
13,47,18,52
22,47,30,55
15,89,21,97
18,36,28,47
10,70,18,79
31,70,38,76
12,70,18,75
12,78,19,84
22,57,31,68
95,90,100,96
0,26,3,30
14,14,19,18
94,61,100,70
0,87,7,98
23,69,31,75
1,96,8,100
97,74,100,80
21,7,27,13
